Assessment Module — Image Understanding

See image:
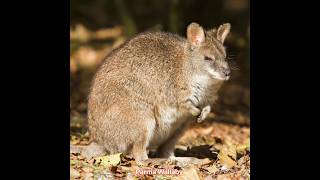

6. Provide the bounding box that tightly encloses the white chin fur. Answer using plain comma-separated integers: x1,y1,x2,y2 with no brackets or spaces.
213,76,226,80
207,68,226,80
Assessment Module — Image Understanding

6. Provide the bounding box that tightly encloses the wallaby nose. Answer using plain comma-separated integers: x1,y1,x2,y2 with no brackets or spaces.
224,69,231,76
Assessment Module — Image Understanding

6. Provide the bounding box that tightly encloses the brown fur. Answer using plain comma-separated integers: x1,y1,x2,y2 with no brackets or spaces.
82,22,231,163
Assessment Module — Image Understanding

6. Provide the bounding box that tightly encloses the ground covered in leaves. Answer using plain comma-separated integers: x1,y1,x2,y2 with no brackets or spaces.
70,25,250,180
71,122,249,180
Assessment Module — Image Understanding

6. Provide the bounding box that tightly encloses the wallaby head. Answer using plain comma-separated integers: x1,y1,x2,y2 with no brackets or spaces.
186,22,231,80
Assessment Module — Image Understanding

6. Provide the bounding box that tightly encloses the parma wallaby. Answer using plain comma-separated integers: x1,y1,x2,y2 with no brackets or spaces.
71,22,231,164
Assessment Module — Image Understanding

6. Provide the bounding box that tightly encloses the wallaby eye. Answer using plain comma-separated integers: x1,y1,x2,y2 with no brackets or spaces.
204,56,213,61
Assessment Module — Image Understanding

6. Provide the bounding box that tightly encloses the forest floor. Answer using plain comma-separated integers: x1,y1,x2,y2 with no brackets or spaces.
70,25,250,180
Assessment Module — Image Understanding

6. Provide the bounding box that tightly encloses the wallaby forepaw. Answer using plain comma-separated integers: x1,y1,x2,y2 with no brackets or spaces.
197,105,211,123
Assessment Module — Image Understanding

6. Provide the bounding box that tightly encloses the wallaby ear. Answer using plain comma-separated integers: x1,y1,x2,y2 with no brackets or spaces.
216,23,231,43
187,23,205,46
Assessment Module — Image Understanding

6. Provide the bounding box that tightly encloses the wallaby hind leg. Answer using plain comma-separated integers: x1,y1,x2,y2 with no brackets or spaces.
131,120,153,164
132,133,149,164
157,121,191,158
70,142,106,159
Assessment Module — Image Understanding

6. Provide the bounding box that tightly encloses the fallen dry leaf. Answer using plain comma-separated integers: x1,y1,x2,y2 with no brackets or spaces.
94,153,122,167
83,172,93,180
82,167,93,173
70,167,80,178
223,139,237,160
203,165,219,174
70,135,80,145
218,148,237,169
172,166,200,180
